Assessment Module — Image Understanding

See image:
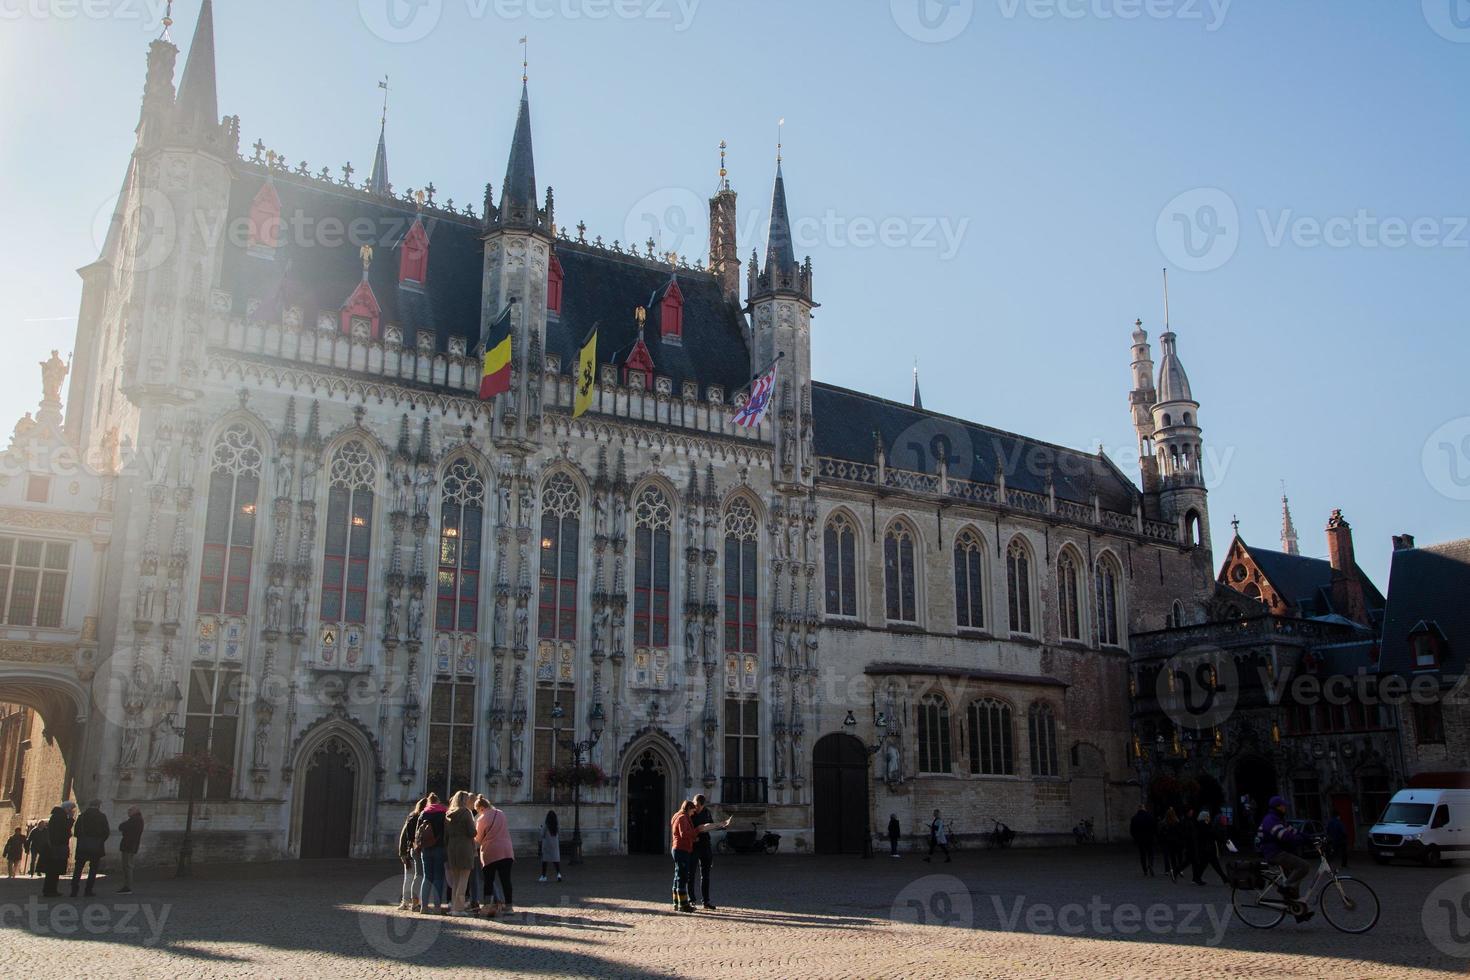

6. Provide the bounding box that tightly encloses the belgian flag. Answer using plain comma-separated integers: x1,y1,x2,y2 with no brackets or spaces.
478,301,514,400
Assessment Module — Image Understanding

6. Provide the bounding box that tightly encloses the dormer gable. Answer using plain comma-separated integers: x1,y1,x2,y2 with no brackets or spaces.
398,216,429,285
247,178,282,253
546,250,564,315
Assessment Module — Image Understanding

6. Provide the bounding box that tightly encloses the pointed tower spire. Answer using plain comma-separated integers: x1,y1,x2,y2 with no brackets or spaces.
765,158,797,277
1280,483,1300,556
367,76,390,196
912,361,924,410
175,0,218,138
498,80,538,225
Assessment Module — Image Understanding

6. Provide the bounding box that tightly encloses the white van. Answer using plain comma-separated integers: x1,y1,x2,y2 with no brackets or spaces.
1368,789,1470,866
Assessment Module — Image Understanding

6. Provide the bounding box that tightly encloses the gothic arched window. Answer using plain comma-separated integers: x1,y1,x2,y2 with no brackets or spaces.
723,497,758,654
1029,702,1059,777
436,458,485,633
1169,599,1186,629
1057,549,1082,641
1006,538,1033,635
968,698,1014,776
633,486,673,648
916,694,952,774
954,529,985,629
320,440,376,624
884,521,917,623
198,424,262,616
823,512,858,618
538,474,581,642
1095,555,1122,647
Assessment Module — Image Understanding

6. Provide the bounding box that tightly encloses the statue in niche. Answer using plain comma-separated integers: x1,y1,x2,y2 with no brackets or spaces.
162,578,182,623
401,709,419,769
300,455,320,501
885,741,902,783
265,579,286,631
513,603,529,648
392,459,411,513
686,617,702,659
612,493,626,534
135,575,157,622
413,464,433,517
385,591,402,640
498,484,513,525
407,593,424,641
147,716,171,769
593,495,608,538
493,604,507,648
275,455,294,500
252,717,272,769
118,713,142,769
289,581,308,633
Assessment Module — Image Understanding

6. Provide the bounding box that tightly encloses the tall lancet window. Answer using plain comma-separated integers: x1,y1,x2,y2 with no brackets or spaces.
321,441,376,625
633,486,673,648
198,424,262,616
1057,549,1082,641
1095,556,1122,647
538,474,581,641
1006,538,1034,635
884,521,918,623
953,529,985,630
436,458,485,633
723,497,759,654
823,513,858,618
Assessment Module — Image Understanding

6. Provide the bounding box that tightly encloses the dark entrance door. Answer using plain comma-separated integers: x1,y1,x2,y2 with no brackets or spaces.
1232,753,1279,843
300,739,355,859
626,750,667,854
813,733,869,855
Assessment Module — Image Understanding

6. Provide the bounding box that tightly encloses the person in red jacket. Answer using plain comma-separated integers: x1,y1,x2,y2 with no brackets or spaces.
670,799,697,913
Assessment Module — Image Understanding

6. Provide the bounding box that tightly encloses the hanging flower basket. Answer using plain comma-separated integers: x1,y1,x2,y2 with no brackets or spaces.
545,762,607,790
159,751,233,786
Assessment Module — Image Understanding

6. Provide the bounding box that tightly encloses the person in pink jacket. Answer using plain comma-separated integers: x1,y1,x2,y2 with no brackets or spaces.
474,796,515,916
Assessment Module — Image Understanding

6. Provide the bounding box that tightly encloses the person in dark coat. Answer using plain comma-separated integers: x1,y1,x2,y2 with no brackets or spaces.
117,807,145,894
4,826,25,877
26,820,47,875
887,814,902,857
1189,809,1228,885
41,802,75,897
1324,813,1349,867
71,800,110,897
1129,804,1157,876
1159,807,1184,882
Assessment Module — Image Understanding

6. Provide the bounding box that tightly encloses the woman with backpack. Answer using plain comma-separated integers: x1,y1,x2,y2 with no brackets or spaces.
415,793,448,914
444,791,479,916
539,810,562,882
397,798,426,911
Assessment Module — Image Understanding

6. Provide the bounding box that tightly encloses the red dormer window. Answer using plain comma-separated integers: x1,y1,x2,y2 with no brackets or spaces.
660,279,684,340
247,180,282,251
340,280,381,340
399,217,429,285
622,336,655,391
546,251,564,315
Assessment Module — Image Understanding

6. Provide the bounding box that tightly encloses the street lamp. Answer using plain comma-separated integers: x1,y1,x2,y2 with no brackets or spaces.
552,700,605,864
844,709,890,859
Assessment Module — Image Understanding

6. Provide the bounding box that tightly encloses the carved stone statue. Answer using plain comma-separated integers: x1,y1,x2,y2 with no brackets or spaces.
805,631,819,669
486,721,502,775
300,456,320,501
517,485,532,528
401,708,419,770
593,495,609,538
594,605,612,652
685,617,702,659
39,350,68,404
493,603,507,648
135,575,157,622
392,459,411,513
162,577,182,624
252,718,271,768
885,741,902,783
275,454,295,500
612,493,626,533
407,592,424,641
265,580,286,631
771,627,785,667
147,716,171,769
413,464,433,516
385,591,402,640
513,603,529,648
118,713,142,769
787,520,801,563
289,582,308,633
498,484,513,525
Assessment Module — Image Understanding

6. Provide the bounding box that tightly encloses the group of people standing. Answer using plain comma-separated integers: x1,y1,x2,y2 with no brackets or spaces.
1129,803,1230,884
5,802,145,896
397,792,564,917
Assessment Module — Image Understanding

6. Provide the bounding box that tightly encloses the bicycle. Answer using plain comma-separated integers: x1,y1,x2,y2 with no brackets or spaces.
1229,837,1380,934
1072,818,1095,845
986,818,1016,849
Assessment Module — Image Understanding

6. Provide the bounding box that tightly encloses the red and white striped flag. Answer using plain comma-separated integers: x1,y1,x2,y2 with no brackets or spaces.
733,356,781,428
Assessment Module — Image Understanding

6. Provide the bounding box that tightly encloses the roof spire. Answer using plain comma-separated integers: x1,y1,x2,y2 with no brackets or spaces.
497,72,539,224
368,75,390,195
763,127,797,277
1162,268,1171,333
175,0,218,136
912,360,923,410
1280,481,1300,556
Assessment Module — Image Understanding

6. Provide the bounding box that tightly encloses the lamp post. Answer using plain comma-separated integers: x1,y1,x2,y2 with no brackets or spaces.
844,709,890,860
552,700,605,865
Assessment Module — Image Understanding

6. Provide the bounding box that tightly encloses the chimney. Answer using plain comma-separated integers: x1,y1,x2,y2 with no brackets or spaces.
1392,533,1416,551
1325,509,1369,626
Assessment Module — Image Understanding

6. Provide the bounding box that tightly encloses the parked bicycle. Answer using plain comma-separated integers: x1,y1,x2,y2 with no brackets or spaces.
1072,818,1095,845
986,818,1016,849
1229,837,1379,933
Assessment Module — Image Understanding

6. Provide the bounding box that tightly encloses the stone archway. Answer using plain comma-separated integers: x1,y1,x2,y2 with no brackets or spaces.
617,730,684,855
0,666,90,821
287,716,380,858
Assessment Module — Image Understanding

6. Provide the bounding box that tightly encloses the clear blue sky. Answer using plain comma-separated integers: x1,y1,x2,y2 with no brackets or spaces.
2,0,1465,587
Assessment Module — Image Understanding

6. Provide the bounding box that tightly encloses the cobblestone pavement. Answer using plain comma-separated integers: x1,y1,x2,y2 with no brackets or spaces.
0,846,1466,978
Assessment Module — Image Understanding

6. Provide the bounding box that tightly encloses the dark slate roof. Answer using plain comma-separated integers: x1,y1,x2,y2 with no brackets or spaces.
500,82,536,214
1242,543,1387,618
1378,539,1470,677
175,0,218,135
811,384,1139,511
765,161,797,274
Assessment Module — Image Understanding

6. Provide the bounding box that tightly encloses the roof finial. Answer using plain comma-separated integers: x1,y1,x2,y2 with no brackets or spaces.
1162,267,1171,332
520,35,529,83
160,0,173,40
777,118,785,164
379,75,389,128
912,359,924,410
719,139,728,190
1231,514,1240,536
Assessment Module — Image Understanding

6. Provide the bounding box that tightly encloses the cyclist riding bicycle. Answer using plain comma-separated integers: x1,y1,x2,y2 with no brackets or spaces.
1258,795,1314,923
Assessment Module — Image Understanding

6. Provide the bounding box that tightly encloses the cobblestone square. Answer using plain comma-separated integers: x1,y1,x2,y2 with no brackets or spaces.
0,846,1465,978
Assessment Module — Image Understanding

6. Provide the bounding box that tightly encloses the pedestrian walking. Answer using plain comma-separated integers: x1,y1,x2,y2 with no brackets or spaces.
1190,809,1228,886
688,794,733,910
1324,812,1349,868
474,795,515,917
415,793,448,914
397,798,426,911
26,820,46,876
922,809,951,863
1129,804,1157,876
670,799,697,913
4,826,24,877
888,814,902,857
116,806,144,894
444,791,478,916
70,800,110,898
1159,807,1184,882
41,802,75,898
539,809,563,882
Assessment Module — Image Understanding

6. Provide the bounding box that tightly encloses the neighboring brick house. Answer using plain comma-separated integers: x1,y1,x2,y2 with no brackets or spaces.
1376,535,1470,787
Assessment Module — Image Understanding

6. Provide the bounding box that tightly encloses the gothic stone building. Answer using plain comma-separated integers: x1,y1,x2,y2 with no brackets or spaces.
6,4,1220,861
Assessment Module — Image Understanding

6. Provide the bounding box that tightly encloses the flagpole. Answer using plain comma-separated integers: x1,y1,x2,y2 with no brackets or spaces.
745,350,785,386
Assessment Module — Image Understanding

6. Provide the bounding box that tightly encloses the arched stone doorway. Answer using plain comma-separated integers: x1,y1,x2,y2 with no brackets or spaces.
618,731,684,855
287,716,380,858
813,733,869,855
0,666,89,823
